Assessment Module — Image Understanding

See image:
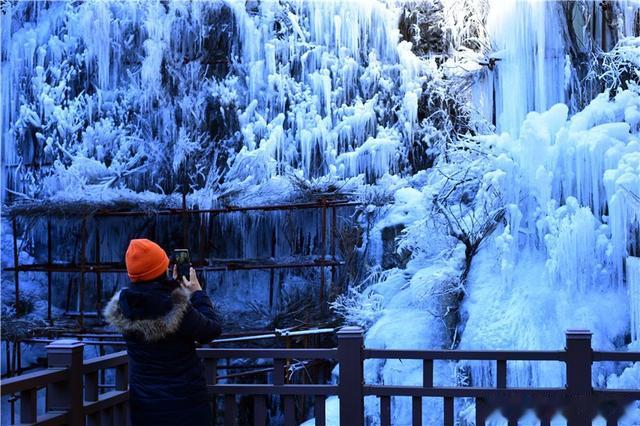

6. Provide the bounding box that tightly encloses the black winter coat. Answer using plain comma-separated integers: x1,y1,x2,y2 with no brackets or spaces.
104,280,222,426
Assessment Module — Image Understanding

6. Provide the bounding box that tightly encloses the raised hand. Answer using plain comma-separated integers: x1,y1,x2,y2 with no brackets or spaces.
180,267,202,293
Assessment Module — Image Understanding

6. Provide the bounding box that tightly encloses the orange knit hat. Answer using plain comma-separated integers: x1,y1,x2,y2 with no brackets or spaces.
125,239,169,282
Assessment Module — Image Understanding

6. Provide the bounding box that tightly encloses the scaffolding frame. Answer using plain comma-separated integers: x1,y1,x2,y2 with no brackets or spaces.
7,198,359,329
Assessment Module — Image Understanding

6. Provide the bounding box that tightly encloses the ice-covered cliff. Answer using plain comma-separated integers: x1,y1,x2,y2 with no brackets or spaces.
2,0,640,424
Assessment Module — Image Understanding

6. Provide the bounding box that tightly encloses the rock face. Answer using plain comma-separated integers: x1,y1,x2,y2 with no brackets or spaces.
380,224,407,270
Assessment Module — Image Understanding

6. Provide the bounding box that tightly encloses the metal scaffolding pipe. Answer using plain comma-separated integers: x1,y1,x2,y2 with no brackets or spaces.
8,197,360,326
93,200,359,217
5,258,345,273
12,218,19,311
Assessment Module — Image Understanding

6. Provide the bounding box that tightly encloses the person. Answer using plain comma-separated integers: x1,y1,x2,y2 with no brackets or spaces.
104,238,222,426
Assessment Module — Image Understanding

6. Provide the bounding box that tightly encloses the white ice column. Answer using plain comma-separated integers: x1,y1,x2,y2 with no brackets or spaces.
486,0,567,136
628,256,640,343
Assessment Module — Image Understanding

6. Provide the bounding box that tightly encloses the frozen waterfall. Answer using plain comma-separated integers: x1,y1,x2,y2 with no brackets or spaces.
483,0,567,136
2,0,640,424
629,256,640,343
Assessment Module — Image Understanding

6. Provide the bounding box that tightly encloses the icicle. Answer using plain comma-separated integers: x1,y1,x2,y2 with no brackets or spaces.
75,1,112,89
628,257,640,343
543,200,608,294
485,0,566,136
403,91,419,142
336,127,400,179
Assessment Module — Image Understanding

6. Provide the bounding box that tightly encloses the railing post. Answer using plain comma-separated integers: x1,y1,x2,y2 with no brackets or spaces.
565,330,593,426
337,326,364,426
46,340,84,426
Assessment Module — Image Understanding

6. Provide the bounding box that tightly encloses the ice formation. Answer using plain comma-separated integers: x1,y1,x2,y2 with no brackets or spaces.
483,0,567,136
629,256,640,343
2,0,640,424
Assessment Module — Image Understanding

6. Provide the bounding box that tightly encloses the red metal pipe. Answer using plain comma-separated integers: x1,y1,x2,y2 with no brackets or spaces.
47,220,53,325
6,258,344,273
181,192,188,248
12,218,19,312
92,200,360,217
95,225,102,319
331,206,337,295
79,218,87,330
320,199,327,305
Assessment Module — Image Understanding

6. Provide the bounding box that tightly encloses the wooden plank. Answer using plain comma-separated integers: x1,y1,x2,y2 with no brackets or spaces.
19,388,37,423
364,349,566,361
284,395,296,426
115,364,128,391
253,395,267,426
197,348,338,359
364,385,564,398
83,390,129,415
423,359,433,388
1,368,68,395
380,396,391,426
99,406,113,425
86,412,101,426
208,384,338,396
84,371,99,401
314,395,326,426
496,360,507,388
32,411,69,426
224,395,236,426
273,359,285,386
444,396,454,426
475,398,487,426
412,396,422,426
82,352,127,373
594,389,640,400
114,402,127,426
592,351,640,362
124,401,131,426
205,359,217,385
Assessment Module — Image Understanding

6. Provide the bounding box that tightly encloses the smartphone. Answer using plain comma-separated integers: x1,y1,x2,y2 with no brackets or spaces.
173,249,191,281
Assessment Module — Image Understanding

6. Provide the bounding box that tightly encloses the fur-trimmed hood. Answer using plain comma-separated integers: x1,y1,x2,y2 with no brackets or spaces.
104,285,191,342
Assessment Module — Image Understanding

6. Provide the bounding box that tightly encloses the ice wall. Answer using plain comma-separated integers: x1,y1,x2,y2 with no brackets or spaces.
4,0,640,423
1,0,428,320
2,0,431,205
460,86,640,381
483,0,567,136
343,1,640,423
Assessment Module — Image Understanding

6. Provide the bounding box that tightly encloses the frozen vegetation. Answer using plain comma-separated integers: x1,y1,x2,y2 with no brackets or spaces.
2,0,640,424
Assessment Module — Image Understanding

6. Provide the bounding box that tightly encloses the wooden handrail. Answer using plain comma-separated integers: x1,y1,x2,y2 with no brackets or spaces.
82,351,128,373
196,348,338,359
0,367,68,395
363,348,568,361
208,384,339,395
592,351,640,361
3,328,640,426
83,390,129,415
363,385,567,397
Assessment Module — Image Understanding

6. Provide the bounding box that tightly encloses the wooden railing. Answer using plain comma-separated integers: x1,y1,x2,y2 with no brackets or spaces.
1,340,129,426
2,328,639,425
